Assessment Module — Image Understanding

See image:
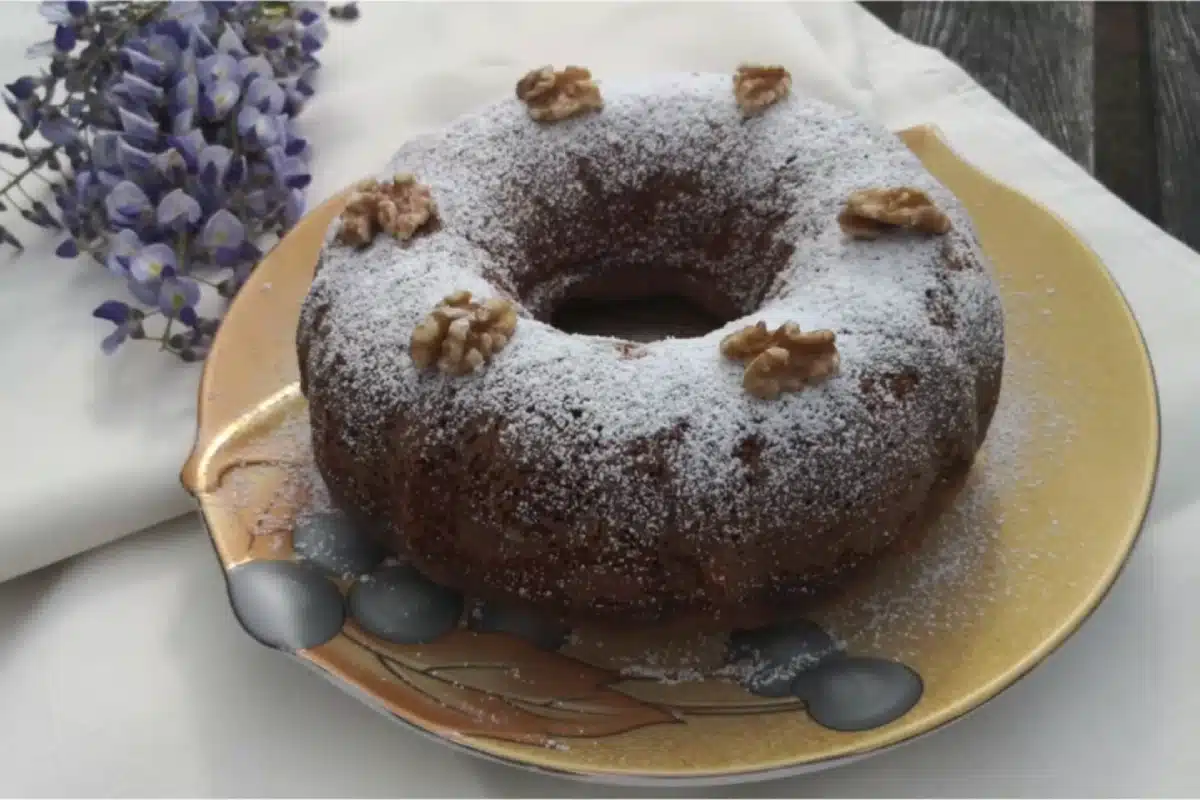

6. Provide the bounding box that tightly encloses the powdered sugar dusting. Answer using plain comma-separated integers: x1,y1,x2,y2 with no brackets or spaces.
296,73,1006,617
558,325,1075,679
786,258,1076,658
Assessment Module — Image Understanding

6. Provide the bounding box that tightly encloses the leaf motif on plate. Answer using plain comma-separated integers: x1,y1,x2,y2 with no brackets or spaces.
206,461,307,564
614,675,806,716
199,394,312,494
200,399,315,564
236,464,309,537
340,627,679,745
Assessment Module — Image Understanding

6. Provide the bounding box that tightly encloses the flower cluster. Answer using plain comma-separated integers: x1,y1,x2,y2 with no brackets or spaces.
0,1,358,360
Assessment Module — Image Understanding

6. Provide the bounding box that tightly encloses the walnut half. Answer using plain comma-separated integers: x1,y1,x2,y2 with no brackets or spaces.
410,291,519,376
733,64,792,116
516,65,603,122
838,187,951,239
721,321,839,400
337,174,438,247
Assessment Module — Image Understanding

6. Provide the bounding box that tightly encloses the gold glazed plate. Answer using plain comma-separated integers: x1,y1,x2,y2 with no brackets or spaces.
181,125,1159,785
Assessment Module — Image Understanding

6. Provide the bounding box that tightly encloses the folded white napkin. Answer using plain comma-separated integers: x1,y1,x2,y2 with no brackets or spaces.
0,2,200,582
0,0,1196,599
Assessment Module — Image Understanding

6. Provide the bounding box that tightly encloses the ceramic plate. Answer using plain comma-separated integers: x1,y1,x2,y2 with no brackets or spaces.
182,125,1159,785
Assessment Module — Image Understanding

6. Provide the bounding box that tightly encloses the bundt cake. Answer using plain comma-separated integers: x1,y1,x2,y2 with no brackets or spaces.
296,66,1005,629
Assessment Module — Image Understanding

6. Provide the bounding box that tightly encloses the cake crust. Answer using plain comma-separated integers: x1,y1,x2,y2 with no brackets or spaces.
297,72,1005,628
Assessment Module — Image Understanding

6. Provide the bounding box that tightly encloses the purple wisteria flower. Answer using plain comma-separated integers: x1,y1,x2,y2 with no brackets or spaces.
0,0,359,360
105,228,143,276
92,300,143,354
38,112,77,146
130,242,176,282
159,275,201,318
200,208,245,265
105,180,152,227
156,188,202,231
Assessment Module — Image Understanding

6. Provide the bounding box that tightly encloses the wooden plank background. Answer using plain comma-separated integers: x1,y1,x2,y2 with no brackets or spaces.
864,1,1200,253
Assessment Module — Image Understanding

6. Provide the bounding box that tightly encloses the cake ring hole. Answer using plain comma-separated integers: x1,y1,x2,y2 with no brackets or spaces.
553,294,727,342
507,156,795,335
536,265,742,343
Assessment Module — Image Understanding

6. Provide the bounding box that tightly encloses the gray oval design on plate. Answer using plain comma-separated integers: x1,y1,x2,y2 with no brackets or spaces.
727,619,839,664
793,656,924,732
467,602,570,650
727,619,841,698
293,511,386,578
226,560,345,651
348,565,463,644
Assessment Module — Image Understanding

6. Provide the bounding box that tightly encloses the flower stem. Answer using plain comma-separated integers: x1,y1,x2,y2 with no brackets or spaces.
175,229,189,264
0,152,50,201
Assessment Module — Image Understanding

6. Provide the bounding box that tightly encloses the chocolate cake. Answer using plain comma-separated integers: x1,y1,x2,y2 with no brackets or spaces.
296,67,1005,629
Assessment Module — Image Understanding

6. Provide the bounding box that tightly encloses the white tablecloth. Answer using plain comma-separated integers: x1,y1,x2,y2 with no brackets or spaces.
2,2,1198,795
